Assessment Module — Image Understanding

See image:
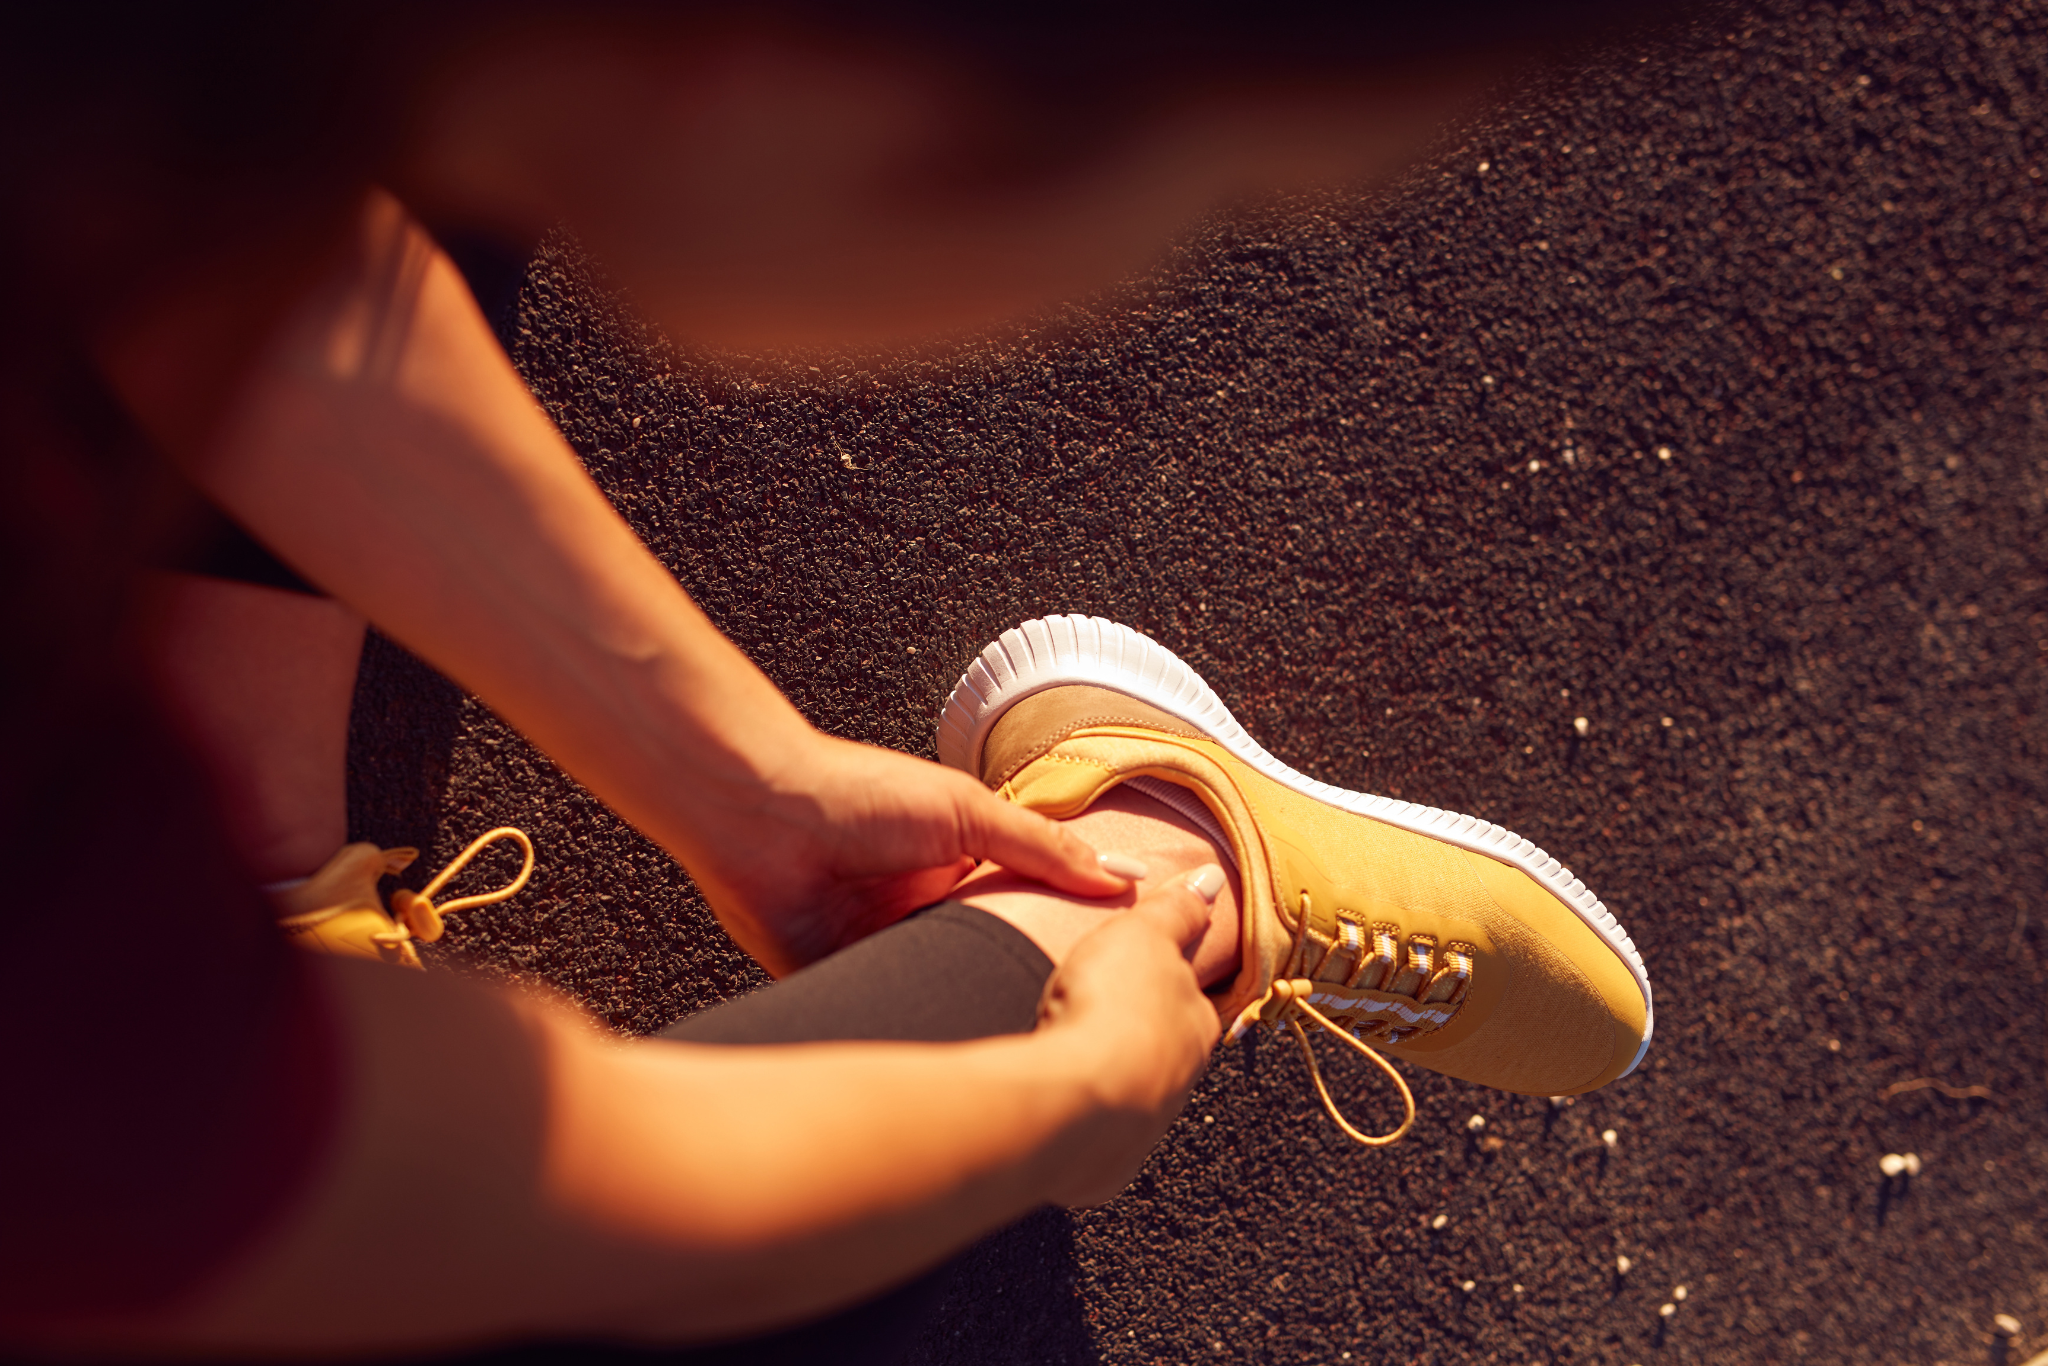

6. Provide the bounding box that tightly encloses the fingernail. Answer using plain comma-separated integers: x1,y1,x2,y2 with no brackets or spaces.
1185,864,1226,903
1098,851,1150,881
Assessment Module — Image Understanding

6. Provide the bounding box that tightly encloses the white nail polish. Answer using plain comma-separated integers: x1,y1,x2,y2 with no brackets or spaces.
1185,865,1226,903
1098,852,1150,880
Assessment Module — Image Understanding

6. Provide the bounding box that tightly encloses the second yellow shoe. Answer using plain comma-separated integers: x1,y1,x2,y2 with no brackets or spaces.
938,615,1651,1145
270,828,535,970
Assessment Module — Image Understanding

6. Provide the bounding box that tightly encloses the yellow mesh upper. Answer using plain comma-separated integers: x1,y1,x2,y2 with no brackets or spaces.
1000,727,1645,1096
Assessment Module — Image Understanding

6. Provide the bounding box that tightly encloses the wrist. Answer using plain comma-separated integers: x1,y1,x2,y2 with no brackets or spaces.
1032,1002,1170,1117
629,647,823,823
1012,1024,1181,1208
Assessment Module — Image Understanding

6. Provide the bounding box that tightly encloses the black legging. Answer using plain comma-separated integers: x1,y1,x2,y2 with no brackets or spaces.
440,902,1055,1366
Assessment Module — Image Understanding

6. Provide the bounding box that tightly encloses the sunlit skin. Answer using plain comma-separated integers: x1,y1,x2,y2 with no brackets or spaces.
80,16,1502,1356
959,785,1244,985
127,194,1132,979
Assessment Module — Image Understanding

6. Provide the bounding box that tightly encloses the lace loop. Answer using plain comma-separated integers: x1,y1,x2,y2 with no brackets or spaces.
1272,979,1418,1147
387,827,535,946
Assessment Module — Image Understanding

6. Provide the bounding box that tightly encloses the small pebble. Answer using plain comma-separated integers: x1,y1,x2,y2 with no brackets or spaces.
1658,446,1674,460
1994,1314,2021,1336
1574,716,1591,736
1602,1128,1619,1148
1660,1303,1677,1318
1879,1152,1923,1177
1661,716,1674,727
1468,1114,1488,1131
1513,1284,1524,1295
1673,1285,1688,1302
1616,1256,1632,1275
1432,1214,1450,1230
1461,1280,1476,1293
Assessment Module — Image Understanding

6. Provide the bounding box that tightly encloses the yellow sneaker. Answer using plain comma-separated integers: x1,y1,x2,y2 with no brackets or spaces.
938,615,1651,1146
270,828,535,970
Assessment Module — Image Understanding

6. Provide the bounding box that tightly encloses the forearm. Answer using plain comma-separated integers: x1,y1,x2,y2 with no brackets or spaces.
541,1017,1129,1339
102,191,1125,975
167,193,811,875
147,960,1133,1357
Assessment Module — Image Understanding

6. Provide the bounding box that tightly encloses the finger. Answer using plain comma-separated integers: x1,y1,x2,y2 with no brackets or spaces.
1128,862,1225,953
956,783,1131,897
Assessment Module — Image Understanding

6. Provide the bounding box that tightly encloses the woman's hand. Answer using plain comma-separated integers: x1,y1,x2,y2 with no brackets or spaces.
675,731,1130,977
1031,866,1224,1207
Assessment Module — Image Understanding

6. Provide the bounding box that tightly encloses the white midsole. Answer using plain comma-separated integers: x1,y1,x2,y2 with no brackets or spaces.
937,612,1654,1078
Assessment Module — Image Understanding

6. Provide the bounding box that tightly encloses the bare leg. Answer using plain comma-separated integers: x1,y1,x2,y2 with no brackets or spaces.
138,572,365,883
951,785,1243,988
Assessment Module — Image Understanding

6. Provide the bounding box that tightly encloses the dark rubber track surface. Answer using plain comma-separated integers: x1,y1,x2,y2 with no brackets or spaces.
349,1,2048,1361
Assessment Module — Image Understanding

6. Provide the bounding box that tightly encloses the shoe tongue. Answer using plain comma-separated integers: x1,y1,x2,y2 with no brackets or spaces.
1122,775,1239,872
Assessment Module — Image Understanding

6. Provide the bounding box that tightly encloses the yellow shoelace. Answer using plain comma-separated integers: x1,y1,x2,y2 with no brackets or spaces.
1241,890,1445,1147
380,827,535,953
1266,979,1418,1147
275,827,534,958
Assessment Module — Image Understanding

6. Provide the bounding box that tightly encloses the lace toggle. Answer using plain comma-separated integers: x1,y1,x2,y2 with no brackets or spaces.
383,827,535,951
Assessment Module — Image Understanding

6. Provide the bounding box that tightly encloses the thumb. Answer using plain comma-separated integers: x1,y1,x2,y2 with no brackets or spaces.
1129,863,1226,958
954,778,1131,898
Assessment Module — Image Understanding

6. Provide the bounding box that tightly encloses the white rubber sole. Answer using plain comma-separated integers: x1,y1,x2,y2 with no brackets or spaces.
937,613,1654,1079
